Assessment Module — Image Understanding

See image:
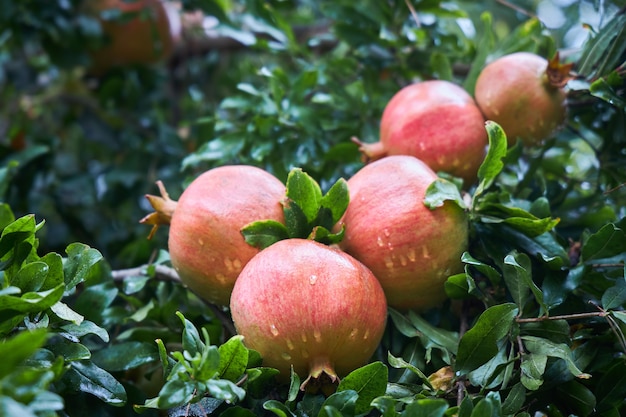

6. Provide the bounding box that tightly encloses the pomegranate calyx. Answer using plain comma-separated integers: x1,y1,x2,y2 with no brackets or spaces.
546,52,575,89
300,358,339,395
139,180,178,239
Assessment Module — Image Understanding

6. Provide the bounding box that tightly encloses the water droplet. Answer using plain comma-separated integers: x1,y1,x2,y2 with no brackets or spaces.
377,236,384,247
270,324,279,336
281,352,292,361
384,256,394,269
407,249,417,262
309,275,318,285
422,246,431,259
233,258,242,271
399,255,408,266
313,329,322,342
198,238,204,246
363,329,370,340
301,333,307,343
224,257,234,272
383,228,391,237
286,339,295,350
349,328,358,339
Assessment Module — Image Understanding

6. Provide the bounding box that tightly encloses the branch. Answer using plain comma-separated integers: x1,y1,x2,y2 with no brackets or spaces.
516,311,607,323
111,264,181,282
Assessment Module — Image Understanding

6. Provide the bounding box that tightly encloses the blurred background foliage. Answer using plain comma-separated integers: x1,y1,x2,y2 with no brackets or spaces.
1,0,623,270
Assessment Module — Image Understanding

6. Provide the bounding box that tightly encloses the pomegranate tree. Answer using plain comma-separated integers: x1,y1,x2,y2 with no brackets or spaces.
140,165,286,306
229,238,387,391
338,155,468,312
354,79,488,186
474,52,570,146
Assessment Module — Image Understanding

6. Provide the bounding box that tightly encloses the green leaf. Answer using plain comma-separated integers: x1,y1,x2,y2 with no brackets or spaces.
11,261,49,293
218,335,249,382
461,252,502,285
602,279,626,310
241,219,290,249
63,243,103,290
424,178,467,210
49,340,91,362
0,329,48,377
501,382,526,415
64,361,127,406
157,378,197,409
407,311,459,355
282,200,312,239
520,353,547,390
581,221,626,262
320,390,358,417
205,379,246,404
503,251,547,314
474,121,508,198
387,352,433,389
337,361,388,415
318,177,350,227
285,168,322,223
444,273,476,299
555,380,596,417
456,303,518,374
176,311,205,355
520,320,570,345
60,320,109,343
402,398,449,417
595,359,626,411
91,342,158,372
521,336,591,379
263,400,297,417
0,285,65,314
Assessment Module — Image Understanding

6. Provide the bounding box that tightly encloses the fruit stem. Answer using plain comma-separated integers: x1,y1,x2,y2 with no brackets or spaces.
139,180,178,239
351,136,387,163
300,356,339,395
546,52,574,89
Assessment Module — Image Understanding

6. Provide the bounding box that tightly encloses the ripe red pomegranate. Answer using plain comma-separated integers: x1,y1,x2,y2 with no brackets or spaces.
86,0,182,74
355,80,488,186
141,165,286,306
474,52,568,146
230,238,387,391
338,155,468,312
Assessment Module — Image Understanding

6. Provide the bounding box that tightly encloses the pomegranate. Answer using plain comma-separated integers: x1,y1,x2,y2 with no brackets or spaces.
474,52,569,146
141,165,286,306
355,80,488,186
86,0,182,74
338,155,468,312
230,238,387,391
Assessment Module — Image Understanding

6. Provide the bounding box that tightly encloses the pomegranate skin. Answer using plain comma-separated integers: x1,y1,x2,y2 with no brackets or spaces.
474,52,567,146
339,155,468,312
361,80,488,186
230,239,387,385
168,165,285,306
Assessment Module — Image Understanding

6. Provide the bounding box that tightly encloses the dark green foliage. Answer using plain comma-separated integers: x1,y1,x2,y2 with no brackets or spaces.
1,0,626,416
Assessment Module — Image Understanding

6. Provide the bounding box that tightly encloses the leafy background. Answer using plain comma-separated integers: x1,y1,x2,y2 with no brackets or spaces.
1,0,625,416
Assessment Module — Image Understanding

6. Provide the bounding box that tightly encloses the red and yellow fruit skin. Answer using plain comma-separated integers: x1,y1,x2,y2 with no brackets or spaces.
168,165,285,306
474,52,567,146
361,80,488,186
338,155,468,312
86,0,181,74
230,239,387,386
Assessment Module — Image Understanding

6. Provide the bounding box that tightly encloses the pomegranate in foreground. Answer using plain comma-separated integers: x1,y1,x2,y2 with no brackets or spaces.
338,155,468,312
230,239,387,391
141,165,285,306
474,52,569,146
86,0,181,74
355,80,488,186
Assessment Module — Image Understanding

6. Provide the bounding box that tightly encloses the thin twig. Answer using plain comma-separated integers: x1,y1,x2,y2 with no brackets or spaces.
111,264,181,282
591,263,625,268
516,311,607,323
404,0,421,28
495,0,535,17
